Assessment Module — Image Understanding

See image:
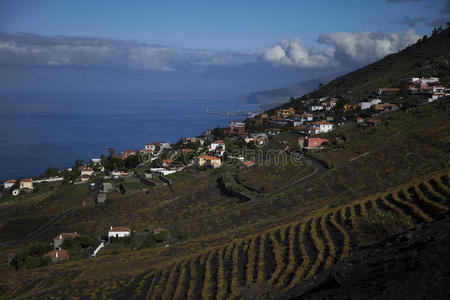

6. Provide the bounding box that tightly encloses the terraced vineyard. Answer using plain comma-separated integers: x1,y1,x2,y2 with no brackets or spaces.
135,173,450,299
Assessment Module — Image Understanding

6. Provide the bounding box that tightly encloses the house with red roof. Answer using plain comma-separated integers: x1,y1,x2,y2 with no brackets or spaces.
108,226,131,240
196,155,222,168
3,179,16,189
54,232,79,249
44,249,70,263
208,140,226,153
243,161,255,167
80,166,94,176
302,137,329,149
162,159,174,168
228,121,246,137
19,178,34,190
311,121,334,133
121,150,136,160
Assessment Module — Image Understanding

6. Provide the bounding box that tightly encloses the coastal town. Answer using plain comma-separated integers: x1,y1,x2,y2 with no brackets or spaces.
3,76,449,195
1,76,449,266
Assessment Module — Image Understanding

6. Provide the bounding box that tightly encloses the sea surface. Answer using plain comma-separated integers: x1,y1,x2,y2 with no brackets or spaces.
0,91,255,183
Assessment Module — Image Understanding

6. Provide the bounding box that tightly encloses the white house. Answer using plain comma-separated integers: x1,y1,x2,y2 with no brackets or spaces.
308,127,323,135
150,168,178,176
428,93,445,102
360,98,382,110
20,179,34,190
360,102,372,110
312,121,334,133
108,226,131,240
145,142,170,152
309,105,324,112
420,77,439,85
3,179,16,189
80,167,94,176
208,140,226,152
110,170,129,178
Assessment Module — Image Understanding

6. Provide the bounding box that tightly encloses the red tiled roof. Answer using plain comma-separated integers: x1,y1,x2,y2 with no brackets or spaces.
21,178,32,182
44,249,70,260
109,226,131,232
305,138,328,147
5,179,16,184
153,227,166,234
197,155,220,160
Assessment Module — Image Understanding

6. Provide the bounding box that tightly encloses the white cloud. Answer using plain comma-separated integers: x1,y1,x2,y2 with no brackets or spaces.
0,29,422,72
260,38,338,68
0,34,256,72
317,29,420,64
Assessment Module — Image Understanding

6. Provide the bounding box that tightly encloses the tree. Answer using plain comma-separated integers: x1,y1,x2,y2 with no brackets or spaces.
108,148,115,158
43,166,59,178
73,159,84,168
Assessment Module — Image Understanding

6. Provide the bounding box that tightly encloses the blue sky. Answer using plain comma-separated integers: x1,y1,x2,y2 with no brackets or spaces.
0,0,448,96
0,0,442,49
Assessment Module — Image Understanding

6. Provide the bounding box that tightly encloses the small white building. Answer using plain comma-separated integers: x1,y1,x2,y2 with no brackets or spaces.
19,179,34,190
150,168,178,176
208,140,226,152
428,93,445,102
309,105,324,112
360,99,382,110
80,167,94,177
3,179,16,189
110,170,129,178
312,121,334,133
420,77,439,85
145,142,170,151
108,226,131,240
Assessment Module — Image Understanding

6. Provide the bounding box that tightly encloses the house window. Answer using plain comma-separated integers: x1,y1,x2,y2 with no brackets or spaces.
116,234,118,238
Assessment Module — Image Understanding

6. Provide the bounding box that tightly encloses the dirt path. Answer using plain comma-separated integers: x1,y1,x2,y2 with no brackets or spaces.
0,205,81,250
0,155,328,249
162,155,330,228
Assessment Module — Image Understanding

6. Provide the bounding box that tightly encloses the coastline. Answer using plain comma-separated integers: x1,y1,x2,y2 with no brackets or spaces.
0,92,253,183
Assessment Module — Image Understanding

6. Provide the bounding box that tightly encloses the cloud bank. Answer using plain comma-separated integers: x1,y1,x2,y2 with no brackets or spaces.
261,29,420,67
317,29,420,64
260,38,337,68
0,29,421,72
0,33,256,72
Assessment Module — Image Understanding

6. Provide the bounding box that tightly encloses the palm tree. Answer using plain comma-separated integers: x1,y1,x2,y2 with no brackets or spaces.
108,148,115,158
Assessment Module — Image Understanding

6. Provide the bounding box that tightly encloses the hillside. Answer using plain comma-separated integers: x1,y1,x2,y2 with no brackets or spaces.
0,28,449,299
237,73,341,107
277,28,450,110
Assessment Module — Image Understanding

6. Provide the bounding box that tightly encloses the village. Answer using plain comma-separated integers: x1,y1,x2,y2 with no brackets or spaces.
1,76,449,267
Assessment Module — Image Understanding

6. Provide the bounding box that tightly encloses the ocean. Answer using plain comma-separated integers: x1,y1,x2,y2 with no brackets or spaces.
0,91,255,183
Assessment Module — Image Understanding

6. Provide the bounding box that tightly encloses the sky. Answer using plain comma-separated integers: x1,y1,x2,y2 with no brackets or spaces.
0,0,448,97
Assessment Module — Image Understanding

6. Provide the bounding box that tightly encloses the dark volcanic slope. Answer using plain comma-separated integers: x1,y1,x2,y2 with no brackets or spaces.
293,215,450,300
